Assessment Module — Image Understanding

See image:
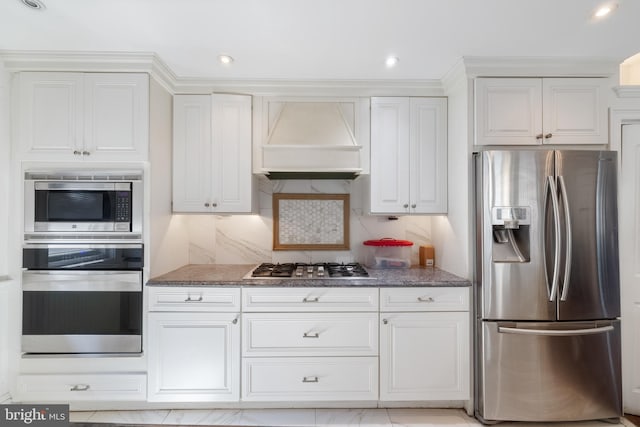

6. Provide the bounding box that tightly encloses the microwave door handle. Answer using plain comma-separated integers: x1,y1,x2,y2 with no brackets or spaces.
546,176,562,302
558,175,572,301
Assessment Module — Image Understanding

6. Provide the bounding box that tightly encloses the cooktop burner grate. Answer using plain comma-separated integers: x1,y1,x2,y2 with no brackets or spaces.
246,262,373,279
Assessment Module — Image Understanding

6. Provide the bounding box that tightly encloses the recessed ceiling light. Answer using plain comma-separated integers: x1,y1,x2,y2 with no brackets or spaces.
218,55,234,65
593,3,617,18
385,56,399,68
20,0,45,9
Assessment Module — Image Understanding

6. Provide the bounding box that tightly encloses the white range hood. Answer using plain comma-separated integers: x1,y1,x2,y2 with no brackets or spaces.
257,97,370,179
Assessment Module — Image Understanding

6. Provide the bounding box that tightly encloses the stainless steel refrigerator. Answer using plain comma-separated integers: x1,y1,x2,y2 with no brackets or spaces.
474,150,622,423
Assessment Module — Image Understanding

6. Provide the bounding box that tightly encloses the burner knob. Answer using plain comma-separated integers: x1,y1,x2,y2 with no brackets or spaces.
317,266,325,276
295,267,303,277
307,266,314,274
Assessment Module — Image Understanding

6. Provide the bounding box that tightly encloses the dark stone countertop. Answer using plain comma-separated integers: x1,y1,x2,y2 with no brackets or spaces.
147,264,470,288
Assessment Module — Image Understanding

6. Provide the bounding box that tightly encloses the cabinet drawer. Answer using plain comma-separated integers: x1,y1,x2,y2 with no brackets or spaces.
148,287,240,312
380,287,469,312
242,357,378,401
242,287,378,312
243,313,378,357
17,373,146,402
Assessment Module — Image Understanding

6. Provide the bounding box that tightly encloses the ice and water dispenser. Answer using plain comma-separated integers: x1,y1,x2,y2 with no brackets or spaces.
491,206,530,263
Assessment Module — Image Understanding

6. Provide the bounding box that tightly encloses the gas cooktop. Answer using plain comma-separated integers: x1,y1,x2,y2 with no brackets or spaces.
244,262,374,279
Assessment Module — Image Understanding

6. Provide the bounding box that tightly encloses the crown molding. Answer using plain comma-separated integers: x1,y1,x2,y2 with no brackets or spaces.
172,77,444,96
0,50,177,92
613,85,640,98
462,56,619,78
441,58,468,94
0,50,445,96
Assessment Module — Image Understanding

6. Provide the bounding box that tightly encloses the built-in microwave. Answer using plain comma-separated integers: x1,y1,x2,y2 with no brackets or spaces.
24,170,143,241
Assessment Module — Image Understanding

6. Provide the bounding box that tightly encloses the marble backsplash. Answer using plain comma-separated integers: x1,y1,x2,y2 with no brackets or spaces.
185,177,432,266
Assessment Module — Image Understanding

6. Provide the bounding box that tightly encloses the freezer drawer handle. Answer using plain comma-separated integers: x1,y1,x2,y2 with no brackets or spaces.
498,325,614,336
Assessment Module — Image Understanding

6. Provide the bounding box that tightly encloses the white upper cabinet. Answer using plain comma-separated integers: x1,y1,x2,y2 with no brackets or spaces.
16,72,149,161
370,97,447,214
173,94,254,213
474,77,609,146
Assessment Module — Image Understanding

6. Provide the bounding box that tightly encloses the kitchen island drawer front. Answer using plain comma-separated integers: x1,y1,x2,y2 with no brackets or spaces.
17,373,146,402
148,287,240,312
380,287,469,312
242,357,378,401
242,287,378,312
243,313,378,357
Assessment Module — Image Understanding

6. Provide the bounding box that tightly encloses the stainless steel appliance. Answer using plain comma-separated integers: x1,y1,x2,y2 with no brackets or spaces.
23,170,143,241
474,150,621,423
22,244,143,354
245,262,373,279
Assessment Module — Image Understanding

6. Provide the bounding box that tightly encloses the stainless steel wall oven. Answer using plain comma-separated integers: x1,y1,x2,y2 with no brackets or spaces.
22,244,143,354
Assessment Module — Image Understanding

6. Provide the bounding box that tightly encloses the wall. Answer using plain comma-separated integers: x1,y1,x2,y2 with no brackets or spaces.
185,177,433,267
430,66,471,279
0,59,11,400
148,77,189,277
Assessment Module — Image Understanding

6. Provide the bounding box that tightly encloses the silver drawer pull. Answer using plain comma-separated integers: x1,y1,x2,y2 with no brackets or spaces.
70,384,90,391
417,296,435,302
303,296,319,303
302,376,319,383
185,295,203,302
303,332,320,338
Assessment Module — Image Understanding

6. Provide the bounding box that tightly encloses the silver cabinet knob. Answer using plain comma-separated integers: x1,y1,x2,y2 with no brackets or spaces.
411,204,416,209
73,150,82,156
403,204,409,209
212,202,218,207
544,133,553,139
204,202,210,207
82,150,90,156
232,317,239,325
535,134,543,140
382,319,388,325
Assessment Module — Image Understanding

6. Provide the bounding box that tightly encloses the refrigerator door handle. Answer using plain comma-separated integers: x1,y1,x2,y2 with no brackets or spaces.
558,175,572,301
498,325,614,336
546,176,562,302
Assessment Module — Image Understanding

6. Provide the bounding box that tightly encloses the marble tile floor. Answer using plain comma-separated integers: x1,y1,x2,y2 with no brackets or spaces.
69,408,631,427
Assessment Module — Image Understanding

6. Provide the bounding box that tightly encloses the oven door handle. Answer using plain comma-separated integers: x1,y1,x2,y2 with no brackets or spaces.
22,271,142,292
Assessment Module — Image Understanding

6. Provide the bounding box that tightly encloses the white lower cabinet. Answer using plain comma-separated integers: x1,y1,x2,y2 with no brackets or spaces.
379,288,470,401
147,287,240,402
241,287,379,402
17,373,146,402
242,357,378,401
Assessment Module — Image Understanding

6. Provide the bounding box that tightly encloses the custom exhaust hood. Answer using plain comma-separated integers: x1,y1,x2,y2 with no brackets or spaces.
257,98,370,179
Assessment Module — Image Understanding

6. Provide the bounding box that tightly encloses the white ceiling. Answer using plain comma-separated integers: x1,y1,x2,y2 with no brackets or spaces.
1,0,639,81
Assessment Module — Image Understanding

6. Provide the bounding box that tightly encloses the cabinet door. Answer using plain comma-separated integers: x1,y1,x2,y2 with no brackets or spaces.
475,78,543,146
370,97,411,213
410,98,447,213
211,94,253,212
541,78,608,145
172,95,213,212
83,73,149,160
16,72,84,160
379,312,469,401
147,312,240,402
